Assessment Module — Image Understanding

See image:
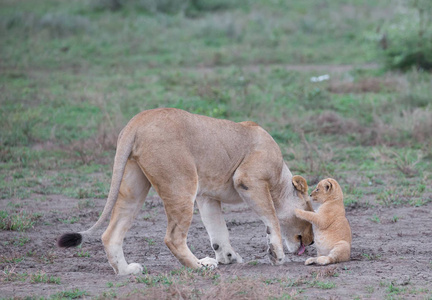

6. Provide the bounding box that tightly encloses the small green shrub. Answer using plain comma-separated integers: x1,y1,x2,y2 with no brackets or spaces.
383,0,432,71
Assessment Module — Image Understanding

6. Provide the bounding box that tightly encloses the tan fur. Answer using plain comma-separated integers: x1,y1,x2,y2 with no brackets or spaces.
59,108,314,275
295,178,352,266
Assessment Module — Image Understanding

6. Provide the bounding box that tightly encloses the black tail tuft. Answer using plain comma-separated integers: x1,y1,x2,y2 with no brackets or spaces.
57,232,82,248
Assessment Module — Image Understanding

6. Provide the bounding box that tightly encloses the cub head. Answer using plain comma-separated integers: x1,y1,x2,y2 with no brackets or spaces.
310,178,341,203
282,175,314,254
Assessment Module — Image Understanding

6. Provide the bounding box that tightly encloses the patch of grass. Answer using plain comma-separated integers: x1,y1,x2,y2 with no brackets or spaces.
76,250,90,258
133,273,173,286
303,280,336,289
30,272,61,284
50,288,89,299
0,210,41,231
100,289,117,298
59,216,80,224
386,282,407,297
362,253,381,261
145,238,156,246
1,267,29,282
12,234,30,246
369,214,381,223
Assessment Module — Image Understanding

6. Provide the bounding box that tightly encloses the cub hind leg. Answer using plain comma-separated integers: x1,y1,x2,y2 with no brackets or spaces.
102,160,150,275
305,241,351,266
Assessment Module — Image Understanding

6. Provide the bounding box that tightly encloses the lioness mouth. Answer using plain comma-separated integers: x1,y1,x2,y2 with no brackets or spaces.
297,237,306,255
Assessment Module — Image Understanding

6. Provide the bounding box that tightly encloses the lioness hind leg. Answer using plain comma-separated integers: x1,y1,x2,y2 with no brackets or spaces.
196,197,243,265
162,193,218,270
102,160,150,275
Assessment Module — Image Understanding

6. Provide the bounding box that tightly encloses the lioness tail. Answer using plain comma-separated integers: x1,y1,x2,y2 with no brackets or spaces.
57,124,136,248
57,232,82,248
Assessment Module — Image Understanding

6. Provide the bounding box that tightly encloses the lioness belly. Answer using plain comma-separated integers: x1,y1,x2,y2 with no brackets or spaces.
197,181,243,204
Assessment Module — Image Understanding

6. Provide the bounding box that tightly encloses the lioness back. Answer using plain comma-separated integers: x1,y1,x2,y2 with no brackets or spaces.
129,108,283,186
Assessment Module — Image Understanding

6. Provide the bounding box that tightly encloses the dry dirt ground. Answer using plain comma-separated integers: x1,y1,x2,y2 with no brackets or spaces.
1,192,431,299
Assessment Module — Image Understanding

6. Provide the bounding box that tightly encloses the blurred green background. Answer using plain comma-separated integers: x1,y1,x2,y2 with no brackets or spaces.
1,0,431,207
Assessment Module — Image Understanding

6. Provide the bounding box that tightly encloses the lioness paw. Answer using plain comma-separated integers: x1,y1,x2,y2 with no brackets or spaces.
198,257,218,269
268,244,285,265
216,251,243,264
118,263,143,275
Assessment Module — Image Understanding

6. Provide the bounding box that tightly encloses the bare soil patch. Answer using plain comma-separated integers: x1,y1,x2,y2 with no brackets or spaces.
1,194,431,299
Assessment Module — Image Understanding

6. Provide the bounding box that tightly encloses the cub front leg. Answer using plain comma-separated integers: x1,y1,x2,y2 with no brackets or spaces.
295,209,327,229
196,197,243,265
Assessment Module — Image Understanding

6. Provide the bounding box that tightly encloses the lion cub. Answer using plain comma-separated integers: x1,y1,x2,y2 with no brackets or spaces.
295,178,351,266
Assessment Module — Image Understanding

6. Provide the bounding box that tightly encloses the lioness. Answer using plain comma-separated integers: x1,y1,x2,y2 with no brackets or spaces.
58,108,314,275
295,178,352,266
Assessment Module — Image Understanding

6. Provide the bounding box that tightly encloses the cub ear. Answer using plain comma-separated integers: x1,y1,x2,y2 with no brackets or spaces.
324,179,333,192
292,175,308,194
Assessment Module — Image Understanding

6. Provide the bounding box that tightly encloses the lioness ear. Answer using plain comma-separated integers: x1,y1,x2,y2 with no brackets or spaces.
324,179,333,192
292,175,308,194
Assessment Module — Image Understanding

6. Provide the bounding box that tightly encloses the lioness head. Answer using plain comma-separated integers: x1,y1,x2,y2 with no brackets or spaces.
280,175,314,254
310,178,342,203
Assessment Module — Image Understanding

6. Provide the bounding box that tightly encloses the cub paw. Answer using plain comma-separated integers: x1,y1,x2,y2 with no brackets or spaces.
305,257,317,265
198,257,218,269
118,263,143,275
316,256,331,265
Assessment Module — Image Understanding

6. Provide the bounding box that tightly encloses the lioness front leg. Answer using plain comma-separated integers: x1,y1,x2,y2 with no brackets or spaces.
102,160,150,275
196,197,243,265
234,171,285,265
